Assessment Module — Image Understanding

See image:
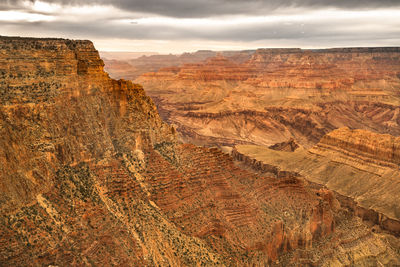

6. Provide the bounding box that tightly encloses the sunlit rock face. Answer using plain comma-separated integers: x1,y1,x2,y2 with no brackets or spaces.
134,47,400,148
1,36,399,266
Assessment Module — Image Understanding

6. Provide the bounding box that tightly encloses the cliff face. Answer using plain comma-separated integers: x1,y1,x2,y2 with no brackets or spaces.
1,36,400,266
0,36,173,213
133,47,400,147
0,36,180,266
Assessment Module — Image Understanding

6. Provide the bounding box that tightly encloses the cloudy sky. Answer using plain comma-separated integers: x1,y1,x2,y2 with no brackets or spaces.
1,0,400,53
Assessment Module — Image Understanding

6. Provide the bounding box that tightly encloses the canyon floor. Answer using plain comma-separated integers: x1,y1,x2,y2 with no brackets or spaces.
0,36,400,266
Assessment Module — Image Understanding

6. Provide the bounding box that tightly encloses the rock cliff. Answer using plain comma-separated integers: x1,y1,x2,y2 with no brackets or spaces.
133,47,400,148
1,36,399,266
0,36,174,213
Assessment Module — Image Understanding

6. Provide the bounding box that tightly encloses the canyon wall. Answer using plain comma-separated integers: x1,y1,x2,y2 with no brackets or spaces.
234,127,400,237
1,36,399,266
133,47,400,147
308,128,400,230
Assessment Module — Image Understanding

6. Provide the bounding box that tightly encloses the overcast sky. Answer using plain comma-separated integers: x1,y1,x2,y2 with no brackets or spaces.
1,0,400,53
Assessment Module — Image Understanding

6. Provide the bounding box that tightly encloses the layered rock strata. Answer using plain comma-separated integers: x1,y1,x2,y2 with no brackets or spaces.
234,127,400,237
312,127,400,168
1,36,399,266
134,47,400,148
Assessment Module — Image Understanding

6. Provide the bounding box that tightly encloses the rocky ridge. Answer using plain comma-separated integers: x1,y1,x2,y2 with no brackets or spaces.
1,36,399,266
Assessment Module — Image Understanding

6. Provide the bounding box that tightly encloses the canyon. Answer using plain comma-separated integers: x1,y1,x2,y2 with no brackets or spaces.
1,36,400,265
126,48,400,148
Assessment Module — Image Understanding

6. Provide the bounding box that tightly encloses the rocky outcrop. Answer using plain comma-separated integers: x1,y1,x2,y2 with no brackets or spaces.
1,36,400,266
143,144,338,264
269,138,300,152
133,47,400,148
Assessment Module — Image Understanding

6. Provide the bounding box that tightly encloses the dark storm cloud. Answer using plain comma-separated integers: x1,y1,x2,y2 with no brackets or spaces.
1,0,400,51
3,0,400,18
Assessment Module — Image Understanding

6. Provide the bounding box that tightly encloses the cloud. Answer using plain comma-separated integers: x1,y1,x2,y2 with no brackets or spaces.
2,9,399,42
1,0,400,52
3,0,400,18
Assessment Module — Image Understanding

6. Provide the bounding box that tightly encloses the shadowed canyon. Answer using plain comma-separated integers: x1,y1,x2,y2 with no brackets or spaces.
1,36,400,266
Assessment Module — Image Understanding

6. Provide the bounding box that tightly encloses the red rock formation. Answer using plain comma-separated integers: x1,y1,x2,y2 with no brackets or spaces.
1,36,399,265
133,47,400,148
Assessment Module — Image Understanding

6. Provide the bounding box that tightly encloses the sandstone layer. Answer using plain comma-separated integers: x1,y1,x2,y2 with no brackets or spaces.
133,48,400,148
234,127,400,237
1,36,399,266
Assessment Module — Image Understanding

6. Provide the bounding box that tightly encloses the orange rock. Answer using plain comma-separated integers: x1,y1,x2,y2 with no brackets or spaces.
132,48,400,148
1,36,399,266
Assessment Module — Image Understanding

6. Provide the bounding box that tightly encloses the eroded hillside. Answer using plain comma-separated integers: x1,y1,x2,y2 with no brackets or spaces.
1,36,399,266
